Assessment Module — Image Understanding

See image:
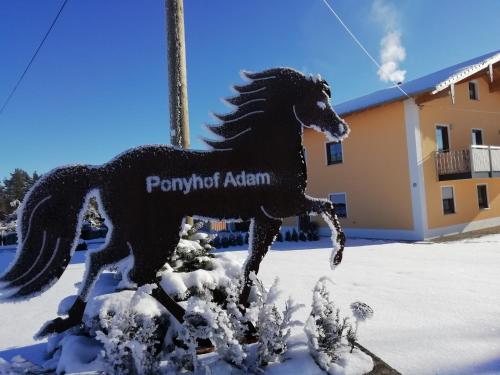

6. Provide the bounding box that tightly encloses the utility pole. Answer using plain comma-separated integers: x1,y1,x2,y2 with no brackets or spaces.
166,0,193,225
165,0,190,149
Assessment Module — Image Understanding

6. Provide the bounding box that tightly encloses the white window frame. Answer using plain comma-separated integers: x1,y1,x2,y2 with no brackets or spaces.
471,128,484,145
324,140,344,166
476,183,490,210
329,192,348,218
441,185,456,215
435,123,451,152
468,80,479,101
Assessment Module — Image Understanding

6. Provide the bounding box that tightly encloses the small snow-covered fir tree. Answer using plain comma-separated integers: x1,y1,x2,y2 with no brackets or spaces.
164,292,248,373
185,297,246,365
249,276,303,367
305,278,349,369
83,197,105,228
165,221,216,273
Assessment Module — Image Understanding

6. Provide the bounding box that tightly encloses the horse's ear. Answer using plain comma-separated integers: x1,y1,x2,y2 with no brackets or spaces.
320,80,331,98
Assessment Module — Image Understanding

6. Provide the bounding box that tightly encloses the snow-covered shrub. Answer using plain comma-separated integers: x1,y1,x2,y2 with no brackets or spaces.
222,279,250,343
305,278,374,373
164,293,248,373
250,277,303,367
188,297,246,365
305,278,349,367
84,285,168,375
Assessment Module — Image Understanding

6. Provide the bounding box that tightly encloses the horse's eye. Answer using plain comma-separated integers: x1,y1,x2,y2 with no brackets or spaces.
316,101,326,110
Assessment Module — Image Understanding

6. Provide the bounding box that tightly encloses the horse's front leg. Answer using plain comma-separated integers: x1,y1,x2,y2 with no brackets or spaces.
300,195,346,268
239,216,282,307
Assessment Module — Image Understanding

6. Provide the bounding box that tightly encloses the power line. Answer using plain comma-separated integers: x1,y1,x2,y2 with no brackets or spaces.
320,0,411,99
0,0,70,116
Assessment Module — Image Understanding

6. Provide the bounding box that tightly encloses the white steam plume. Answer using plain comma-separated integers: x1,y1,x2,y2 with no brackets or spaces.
372,0,406,83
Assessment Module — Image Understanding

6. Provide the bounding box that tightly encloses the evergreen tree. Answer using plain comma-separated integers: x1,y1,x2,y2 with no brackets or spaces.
0,184,8,220
84,197,104,227
4,168,32,202
0,168,41,223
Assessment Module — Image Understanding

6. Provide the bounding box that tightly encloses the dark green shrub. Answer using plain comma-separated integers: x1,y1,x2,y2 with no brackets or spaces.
236,233,244,246
3,232,17,245
212,236,221,248
276,232,283,242
76,241,88,251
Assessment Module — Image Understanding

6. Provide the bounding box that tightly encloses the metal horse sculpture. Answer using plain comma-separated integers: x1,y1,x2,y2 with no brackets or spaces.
0,68,349,337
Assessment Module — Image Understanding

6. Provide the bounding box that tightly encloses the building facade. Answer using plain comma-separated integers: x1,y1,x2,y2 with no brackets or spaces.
284,51,500,240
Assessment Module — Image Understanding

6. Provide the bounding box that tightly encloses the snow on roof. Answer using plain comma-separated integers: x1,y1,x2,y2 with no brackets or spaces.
336,50,500,116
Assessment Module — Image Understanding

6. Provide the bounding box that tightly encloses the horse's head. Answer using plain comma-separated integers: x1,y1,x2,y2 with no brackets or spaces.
205,68,349,151
293,74,350,142
241,68,349,142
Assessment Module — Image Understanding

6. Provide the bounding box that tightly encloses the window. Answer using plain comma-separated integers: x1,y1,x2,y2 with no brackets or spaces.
329,193,347,218
477,185,489,209
326,142,343,165
441,186,455,215
472,129,484,145
468,81,478,100
436,125,450,152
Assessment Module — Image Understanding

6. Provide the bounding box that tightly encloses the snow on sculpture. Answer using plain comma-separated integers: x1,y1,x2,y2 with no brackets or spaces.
0,67,349,338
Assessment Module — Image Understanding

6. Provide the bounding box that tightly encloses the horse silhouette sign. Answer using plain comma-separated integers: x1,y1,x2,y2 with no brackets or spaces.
0,68,350,336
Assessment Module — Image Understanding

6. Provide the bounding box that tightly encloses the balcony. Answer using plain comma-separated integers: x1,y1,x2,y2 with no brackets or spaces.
435,145,500,181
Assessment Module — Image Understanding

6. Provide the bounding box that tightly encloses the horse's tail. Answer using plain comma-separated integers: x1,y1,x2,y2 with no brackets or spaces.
0,165,102,301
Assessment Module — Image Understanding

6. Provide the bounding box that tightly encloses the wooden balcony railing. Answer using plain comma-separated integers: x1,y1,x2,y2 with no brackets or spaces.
435,149,471,175
435,145,500,180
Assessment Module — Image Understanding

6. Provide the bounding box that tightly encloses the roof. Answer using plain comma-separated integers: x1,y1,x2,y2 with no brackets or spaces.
336,50,500,116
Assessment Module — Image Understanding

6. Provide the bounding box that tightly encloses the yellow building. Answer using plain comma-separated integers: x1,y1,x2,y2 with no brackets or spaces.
289,51,500,240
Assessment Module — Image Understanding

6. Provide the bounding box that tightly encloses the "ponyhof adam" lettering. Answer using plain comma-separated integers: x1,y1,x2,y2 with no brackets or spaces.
146,171,271,195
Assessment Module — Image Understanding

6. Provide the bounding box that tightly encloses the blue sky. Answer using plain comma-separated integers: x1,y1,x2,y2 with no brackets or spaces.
1,0,499,179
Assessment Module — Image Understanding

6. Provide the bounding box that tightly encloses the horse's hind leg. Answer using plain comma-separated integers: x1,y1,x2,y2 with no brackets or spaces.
37,234,130,337
126,225,187,322
239,217,282,307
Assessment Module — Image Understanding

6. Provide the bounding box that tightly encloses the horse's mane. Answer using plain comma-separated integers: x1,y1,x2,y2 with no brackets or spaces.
203,68,307,151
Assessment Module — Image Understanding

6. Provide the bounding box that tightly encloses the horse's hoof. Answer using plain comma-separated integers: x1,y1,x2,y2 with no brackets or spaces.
35,316,81,339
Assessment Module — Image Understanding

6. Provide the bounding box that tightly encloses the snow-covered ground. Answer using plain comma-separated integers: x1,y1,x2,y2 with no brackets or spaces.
1,235,500,374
